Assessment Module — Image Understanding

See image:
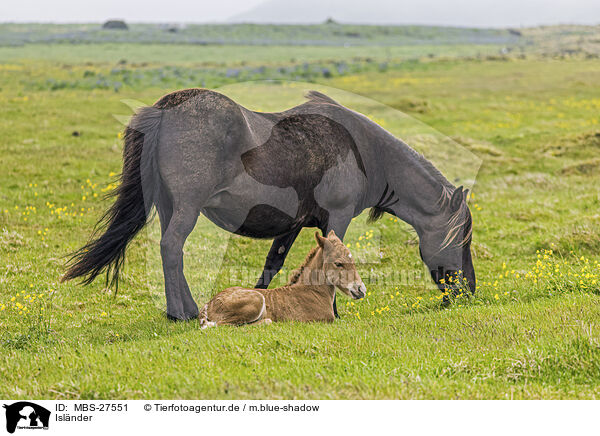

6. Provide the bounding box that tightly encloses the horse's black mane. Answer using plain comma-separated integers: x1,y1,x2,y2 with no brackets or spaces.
305,90,341,106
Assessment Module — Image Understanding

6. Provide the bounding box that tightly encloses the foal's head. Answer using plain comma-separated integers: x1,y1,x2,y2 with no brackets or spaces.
315,230,366,299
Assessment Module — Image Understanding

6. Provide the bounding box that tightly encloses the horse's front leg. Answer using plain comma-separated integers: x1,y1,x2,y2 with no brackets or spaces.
255,228,301,288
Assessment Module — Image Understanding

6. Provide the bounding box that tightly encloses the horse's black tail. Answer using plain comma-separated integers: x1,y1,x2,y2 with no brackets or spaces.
62,106,162,289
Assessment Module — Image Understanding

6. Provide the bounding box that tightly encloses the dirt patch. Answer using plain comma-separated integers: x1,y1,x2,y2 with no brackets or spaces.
542,131,600,157
389,98,434,114
561,158,600,175
493,172,562,190
550,223,600,253
0,228,24,251
452,136,503,157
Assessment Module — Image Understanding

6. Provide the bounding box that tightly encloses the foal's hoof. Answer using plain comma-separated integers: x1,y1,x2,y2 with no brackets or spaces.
201,321,217,329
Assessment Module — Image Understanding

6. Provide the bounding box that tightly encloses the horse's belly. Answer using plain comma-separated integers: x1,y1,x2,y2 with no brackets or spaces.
203,203,302,238
202,172,303,238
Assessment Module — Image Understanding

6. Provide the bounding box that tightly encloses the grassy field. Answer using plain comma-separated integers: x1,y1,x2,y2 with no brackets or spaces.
1,31,599,399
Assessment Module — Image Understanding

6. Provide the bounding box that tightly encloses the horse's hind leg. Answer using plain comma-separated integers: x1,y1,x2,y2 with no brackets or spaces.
256,228,301,288
160,201,201,320
157,186,197,320
156,184,173,237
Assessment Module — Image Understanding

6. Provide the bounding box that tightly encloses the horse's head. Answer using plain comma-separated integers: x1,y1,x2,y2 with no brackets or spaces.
316,230,366,299
418,186,476,295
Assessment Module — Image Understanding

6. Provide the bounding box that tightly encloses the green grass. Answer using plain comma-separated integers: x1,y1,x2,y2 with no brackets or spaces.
1,42,599,399
0,42,507,65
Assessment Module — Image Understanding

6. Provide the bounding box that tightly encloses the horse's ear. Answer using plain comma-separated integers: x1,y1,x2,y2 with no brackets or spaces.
450,186,464,212
463,188,470,202
327,229,336,239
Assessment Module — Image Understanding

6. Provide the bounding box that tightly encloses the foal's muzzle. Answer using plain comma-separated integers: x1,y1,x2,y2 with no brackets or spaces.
350,282,367,299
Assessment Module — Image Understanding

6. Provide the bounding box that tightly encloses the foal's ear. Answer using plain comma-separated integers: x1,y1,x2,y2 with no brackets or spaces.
450,186,464,212
327,229,337,239
315,231,327,248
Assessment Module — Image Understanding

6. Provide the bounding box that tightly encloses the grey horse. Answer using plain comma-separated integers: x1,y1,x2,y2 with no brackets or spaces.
63,88,475,321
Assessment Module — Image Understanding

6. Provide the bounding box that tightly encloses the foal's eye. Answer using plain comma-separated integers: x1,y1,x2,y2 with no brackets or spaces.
334,262,343,267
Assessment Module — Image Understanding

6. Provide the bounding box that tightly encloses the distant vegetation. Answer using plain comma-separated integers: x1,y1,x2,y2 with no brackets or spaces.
0,22,519,46
1,23,598,59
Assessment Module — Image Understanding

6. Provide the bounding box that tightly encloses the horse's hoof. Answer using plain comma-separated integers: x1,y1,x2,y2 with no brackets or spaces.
165,311,199,322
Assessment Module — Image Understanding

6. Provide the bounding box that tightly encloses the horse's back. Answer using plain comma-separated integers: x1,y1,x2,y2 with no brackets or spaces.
152,88,369,238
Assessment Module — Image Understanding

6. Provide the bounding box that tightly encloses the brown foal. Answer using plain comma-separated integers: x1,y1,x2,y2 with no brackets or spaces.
200,230,366,327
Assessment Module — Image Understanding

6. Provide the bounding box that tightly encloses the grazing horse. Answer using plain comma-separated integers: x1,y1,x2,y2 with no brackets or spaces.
200,230,365,327
63,88,475,321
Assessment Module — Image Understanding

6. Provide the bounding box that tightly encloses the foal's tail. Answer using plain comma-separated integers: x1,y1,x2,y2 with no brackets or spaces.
62,106,163,289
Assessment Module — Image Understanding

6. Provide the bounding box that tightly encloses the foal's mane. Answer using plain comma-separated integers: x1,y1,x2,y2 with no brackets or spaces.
287,245,321,285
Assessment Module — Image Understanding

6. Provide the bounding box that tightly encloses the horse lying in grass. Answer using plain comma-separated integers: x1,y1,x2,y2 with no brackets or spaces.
199,230,366,327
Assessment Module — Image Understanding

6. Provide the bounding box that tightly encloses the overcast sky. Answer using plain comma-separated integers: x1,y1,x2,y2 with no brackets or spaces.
1,0,598,27
0,0,265,23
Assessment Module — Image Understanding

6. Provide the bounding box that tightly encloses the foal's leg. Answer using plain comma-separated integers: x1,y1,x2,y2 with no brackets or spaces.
253,318,272,326
255,228,301,288
160,203,200,320
209,289,266,326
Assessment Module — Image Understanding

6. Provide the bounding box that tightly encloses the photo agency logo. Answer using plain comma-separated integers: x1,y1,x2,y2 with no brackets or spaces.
109,81,482,315
3,402,50,433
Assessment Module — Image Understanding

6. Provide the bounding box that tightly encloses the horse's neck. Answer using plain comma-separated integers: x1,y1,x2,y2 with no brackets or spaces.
376,134,452,231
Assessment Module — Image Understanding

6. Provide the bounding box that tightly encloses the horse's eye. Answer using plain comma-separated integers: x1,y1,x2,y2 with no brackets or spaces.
334,262,343,267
